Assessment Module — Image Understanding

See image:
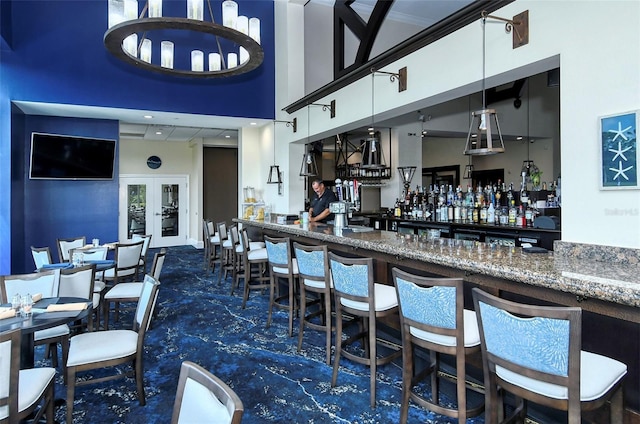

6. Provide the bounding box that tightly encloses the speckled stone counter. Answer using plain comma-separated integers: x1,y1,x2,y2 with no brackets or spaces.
238,219,640,323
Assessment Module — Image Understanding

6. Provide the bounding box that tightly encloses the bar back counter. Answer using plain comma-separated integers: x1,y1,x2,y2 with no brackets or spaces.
237,218,640,421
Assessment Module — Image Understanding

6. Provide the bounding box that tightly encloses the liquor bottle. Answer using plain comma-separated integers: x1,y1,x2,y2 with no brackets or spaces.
487,201,495,224
480,202,487,223
447,201,454,222
517,205,525,227
525,203,534,227
508,200,517,226
520,171,529,207
472,203,479,223
453,195,461,222
394,199,402,218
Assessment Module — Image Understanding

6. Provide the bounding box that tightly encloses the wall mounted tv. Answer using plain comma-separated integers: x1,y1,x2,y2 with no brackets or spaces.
29,132,117,180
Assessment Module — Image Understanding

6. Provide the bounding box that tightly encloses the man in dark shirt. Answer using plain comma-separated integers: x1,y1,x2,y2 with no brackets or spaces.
308,178,337,223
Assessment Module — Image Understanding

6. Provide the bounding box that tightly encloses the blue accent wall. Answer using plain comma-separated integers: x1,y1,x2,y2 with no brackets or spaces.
12,115,120,273
0,0,275,274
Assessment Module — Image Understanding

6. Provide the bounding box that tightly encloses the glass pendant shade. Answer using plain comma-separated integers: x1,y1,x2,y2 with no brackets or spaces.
124,0,138,20
108,0,125,28
161,41,174,68
191,50,204,71
123,33,138,57
148,0,162,17
187,0,203,20
249,18,260,43
299,152,318,177
227,53,238,69
140,38,152,63
239,47,249,64
267,165,281,184
236,16,249,35
464,109,505,155
208,53,221,71
222,0,238,28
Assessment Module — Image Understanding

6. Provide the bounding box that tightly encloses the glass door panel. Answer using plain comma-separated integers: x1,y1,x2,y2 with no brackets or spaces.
128,184,147,238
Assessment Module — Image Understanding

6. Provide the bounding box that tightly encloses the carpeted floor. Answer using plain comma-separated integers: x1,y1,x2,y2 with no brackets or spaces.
37,245,488,423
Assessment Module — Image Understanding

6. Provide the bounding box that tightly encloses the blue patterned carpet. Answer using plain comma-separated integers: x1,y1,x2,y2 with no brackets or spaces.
37,245,487,423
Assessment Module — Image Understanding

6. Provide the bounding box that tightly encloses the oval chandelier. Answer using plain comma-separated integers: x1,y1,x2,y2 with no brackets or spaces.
104,0,264,78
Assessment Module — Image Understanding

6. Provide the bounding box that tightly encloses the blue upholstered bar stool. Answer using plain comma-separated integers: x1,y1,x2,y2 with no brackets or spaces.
264,235,299,337
472,288,627,424
392,268,484,423
328,252,401,408
293,242,333,365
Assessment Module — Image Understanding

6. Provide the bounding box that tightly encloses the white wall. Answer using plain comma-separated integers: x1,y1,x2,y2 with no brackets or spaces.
119,137,203,245
275,0,640,248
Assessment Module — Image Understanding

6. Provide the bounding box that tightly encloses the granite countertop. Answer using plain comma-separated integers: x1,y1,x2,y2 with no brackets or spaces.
237,219,640,309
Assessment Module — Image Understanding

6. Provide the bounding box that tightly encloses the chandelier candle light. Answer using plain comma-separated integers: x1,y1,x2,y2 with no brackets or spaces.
105,0,263,77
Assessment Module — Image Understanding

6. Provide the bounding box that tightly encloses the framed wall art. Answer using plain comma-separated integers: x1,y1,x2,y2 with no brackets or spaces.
600,111,638,190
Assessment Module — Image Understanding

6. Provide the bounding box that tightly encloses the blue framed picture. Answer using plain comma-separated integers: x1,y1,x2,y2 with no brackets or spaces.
600,111,638,189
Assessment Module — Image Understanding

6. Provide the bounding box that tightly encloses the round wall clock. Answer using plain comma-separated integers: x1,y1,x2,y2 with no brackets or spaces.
147,155,162,169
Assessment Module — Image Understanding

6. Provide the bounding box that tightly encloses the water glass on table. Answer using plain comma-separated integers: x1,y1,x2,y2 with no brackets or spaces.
21,294,33,317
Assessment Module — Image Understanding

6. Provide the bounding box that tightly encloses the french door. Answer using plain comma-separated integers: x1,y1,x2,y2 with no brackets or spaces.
119,175,188,247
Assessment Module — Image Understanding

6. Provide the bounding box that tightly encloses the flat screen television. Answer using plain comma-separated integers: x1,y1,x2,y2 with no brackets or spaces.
29,132,117,180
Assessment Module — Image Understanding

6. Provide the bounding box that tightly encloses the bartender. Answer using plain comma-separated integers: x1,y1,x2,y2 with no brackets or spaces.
308,178,337,223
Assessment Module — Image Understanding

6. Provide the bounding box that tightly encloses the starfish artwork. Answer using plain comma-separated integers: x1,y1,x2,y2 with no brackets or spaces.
608,160,634,181
607,121,633,141
608,141,632,161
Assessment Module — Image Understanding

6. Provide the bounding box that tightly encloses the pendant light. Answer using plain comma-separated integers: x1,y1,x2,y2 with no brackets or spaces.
361,72,387,169
464,11,506,156
267,121,281,184
520,80,540,185
299,106,318,177
464,155,474,179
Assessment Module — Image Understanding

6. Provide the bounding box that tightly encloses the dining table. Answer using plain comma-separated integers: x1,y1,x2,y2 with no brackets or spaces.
0,296,91,368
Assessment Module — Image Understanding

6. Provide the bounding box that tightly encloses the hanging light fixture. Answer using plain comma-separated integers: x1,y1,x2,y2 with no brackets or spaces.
299,106,318,177
299,145,318,177
361,71,387,169
105,0,263,78
464,155,474,179
267,121,281,184
520,80,540,184
464,11,506,156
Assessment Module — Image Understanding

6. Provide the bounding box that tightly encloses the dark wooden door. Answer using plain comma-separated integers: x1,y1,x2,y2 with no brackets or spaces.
204,147,238,225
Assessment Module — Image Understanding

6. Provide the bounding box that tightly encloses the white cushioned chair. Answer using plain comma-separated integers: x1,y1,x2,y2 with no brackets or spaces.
56,236,86,263
264,235,299,337
65,275,160,424
132,234,152,279
30,245,53,270
472,288,627,424
0,328,56,424
171,361,243,424
103,248,167,330
102,240,144,286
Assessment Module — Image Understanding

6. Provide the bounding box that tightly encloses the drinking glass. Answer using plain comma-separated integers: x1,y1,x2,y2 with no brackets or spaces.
21,294,33,318
11,293,21,313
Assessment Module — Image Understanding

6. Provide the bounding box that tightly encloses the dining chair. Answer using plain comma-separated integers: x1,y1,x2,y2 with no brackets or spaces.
0,269,71,373
102,239,145,286
59,264,97,332
57,236,86,263
0,328,56,424
103,248,167,330
132,234,152,279
71,246,109,327
293,242,333,365
170,361,244,424
264,235,299,337
392,268,484,423
472,288,627,424
217,222,233,285
237,228,269,309
65,275,160,424
328,252,401,408
30,245,53,270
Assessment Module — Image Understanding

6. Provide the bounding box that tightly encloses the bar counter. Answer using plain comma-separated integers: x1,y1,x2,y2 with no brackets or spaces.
237,219,640,323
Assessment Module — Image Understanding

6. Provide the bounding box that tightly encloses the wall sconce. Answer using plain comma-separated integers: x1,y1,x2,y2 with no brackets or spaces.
310,100,336,118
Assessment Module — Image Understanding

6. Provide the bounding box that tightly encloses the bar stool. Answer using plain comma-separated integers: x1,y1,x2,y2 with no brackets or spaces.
216,222,232,284
237,228,269,308
472,288,627,424
392,268,484,423
293,242,333,365
328,252,401,408
264,235,299,337
231,226,266,295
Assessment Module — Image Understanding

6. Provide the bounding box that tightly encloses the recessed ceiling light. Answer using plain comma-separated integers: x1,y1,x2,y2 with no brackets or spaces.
516,136,523,140
249,122,257,126
156,131,162,135
143,115,153,119
225,135,231,138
